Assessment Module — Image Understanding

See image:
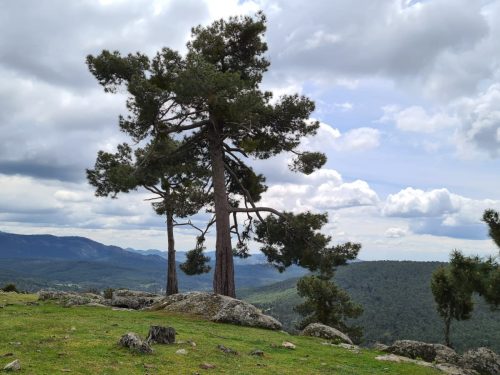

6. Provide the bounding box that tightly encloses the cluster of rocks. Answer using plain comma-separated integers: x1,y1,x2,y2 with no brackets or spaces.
376,340,500,375
38,289,163,310
148,291,282,330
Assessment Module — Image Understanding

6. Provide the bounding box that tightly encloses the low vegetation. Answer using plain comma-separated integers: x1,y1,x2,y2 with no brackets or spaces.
0,292,440,374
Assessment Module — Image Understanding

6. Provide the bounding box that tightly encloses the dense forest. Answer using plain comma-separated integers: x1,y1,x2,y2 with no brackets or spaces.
239,261,500,353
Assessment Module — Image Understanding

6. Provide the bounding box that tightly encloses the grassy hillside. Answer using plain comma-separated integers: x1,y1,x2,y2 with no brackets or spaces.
239,261,500,353
0,292,439,375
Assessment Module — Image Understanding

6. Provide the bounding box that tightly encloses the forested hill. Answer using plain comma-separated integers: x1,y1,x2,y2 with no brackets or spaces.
239,261,500,353
0,231,307,292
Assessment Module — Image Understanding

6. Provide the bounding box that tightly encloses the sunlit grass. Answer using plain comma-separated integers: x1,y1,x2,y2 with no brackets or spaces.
0,293,440,374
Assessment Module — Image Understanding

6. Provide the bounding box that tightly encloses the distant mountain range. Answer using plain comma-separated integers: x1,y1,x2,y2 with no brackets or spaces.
125,247,269,265
0,231,306,292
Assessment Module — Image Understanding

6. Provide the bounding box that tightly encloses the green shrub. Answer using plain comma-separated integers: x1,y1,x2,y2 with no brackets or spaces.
103,288,114,299
2,283,19,293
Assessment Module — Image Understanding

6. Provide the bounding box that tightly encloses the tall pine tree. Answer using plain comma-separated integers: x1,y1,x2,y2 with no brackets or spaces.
86,13,326,297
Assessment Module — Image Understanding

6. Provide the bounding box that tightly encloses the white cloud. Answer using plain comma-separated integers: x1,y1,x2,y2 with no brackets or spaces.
260,168,379,213
385,227,408,238
454,83,500,157
303,122,381,153
333,102,353,112
380,105,460,133
383,187,459,217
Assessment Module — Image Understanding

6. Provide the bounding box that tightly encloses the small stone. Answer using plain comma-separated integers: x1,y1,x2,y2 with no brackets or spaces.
217,344,238,355
188,340,197,347
8,342,21,346
1,353,14,358
176,349,188,355
282,341,296,350
70,327,76,331
3,359,21,371
250,349,264,357
143,364,156,369
199,363,216,369
64,335,70,339
119,332,153,354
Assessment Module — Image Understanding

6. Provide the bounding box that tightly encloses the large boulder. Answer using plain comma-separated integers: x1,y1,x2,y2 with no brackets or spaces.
300,323,353,345
384,340,461,365
108,289,162,310
150,292,282,330
460,347,500,375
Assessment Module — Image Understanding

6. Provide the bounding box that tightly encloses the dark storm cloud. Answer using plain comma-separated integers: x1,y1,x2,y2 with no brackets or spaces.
0,160,83,182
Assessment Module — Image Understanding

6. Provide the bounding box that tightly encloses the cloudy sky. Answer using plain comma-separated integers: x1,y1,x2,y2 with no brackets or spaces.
1,0,500,261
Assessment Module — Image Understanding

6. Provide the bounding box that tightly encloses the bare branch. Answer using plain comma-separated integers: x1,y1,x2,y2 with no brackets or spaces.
229,206,287,219
157,119,209,135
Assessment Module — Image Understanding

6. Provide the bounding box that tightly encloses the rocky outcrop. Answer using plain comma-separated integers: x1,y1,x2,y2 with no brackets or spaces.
108,289,162,310
300,323,353,345
149,291,282,330
381,340,500,375
460,347,500,375
384,340,461,364
38,290,105,307
376,354,478,375
38,289,162,309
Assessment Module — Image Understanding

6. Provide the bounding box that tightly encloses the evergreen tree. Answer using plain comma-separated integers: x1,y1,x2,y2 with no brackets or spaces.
255,214,363,342
87,137,210,295
86,12,325,297
431,263,474,348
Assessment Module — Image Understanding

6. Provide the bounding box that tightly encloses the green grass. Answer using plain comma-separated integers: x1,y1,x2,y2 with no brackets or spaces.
0,292,440,374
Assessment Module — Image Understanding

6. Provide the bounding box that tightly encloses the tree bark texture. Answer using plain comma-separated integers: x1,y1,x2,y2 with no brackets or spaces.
208,121,236,297
166,208,178,296
444,314,452,348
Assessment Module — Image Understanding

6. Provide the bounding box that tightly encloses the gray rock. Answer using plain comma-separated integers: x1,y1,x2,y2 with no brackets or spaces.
38,290,105,307
145,326,175,344
3,359,21,371
384,340,460,364
175,349,188,355
282,341,296,350
376,354,478,375
372,342,389,351
150,292,282,330
217,344,238,355
118,332,153,354
461,347,500,375
109,289,162,310
300,323,353,345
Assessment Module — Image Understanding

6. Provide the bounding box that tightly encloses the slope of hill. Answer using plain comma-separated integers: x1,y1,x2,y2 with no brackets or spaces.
0,292,440,375
239,261,500,353
0,231,306,292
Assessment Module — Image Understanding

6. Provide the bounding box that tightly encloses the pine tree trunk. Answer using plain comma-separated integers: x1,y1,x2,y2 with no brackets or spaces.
208,121,235,297
166,209,178,296
444,314,452,348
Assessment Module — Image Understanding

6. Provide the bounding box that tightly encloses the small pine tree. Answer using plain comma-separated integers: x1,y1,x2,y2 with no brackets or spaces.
431,263,474,348
292,243,363,343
